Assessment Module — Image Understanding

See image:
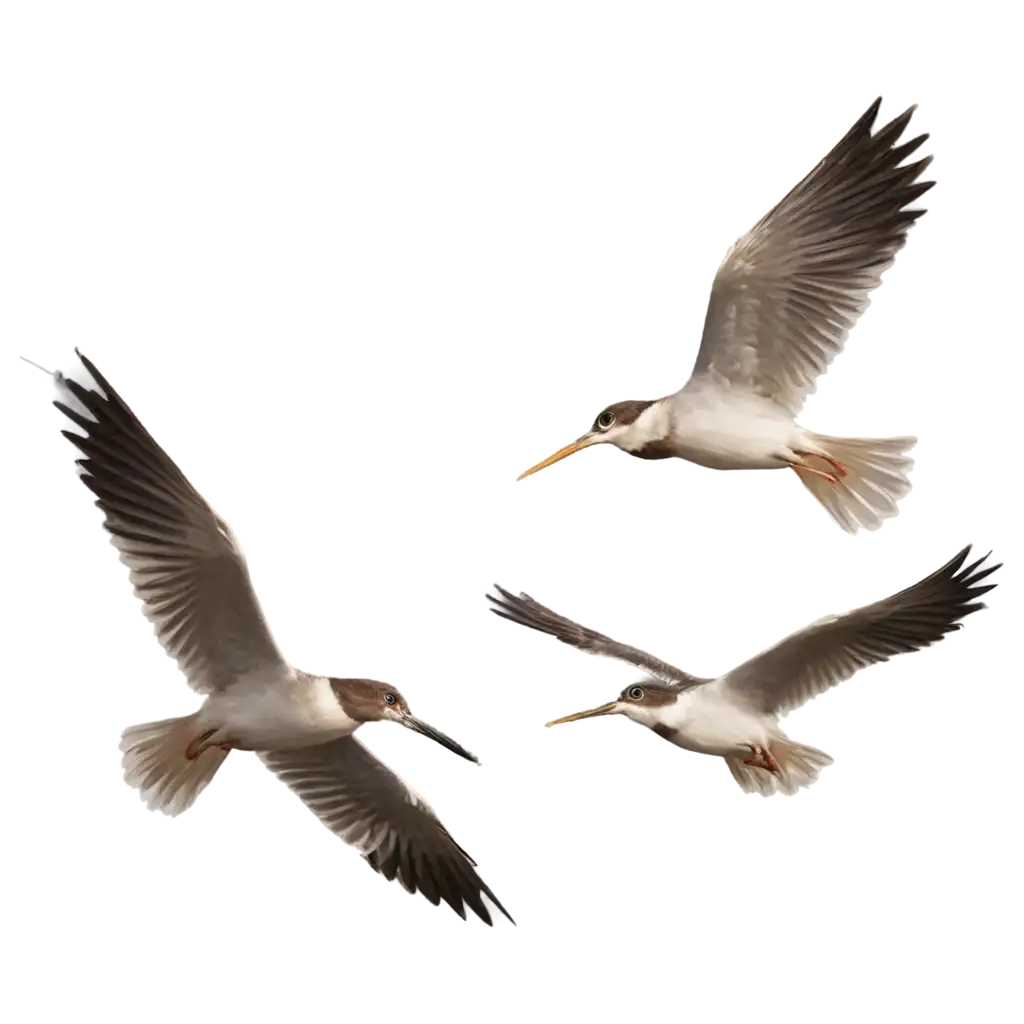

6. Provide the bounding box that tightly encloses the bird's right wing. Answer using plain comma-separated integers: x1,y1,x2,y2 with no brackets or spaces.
51,350,289,694
488,585,701,688
260,736,512,925
718,547,998,718
686,98,933,417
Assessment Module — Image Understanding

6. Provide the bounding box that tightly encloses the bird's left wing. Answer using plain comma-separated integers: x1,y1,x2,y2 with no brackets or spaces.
260,737,513,925
718,547,998,717
488,585,703,688
50,350,289,694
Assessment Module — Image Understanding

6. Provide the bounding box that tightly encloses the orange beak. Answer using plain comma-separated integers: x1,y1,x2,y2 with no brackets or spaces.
517,435,595,481
545,701,620,727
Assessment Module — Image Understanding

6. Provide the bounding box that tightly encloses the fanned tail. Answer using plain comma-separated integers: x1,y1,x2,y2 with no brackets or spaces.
119,713,228,817
726,740,834,797
796,432,916,534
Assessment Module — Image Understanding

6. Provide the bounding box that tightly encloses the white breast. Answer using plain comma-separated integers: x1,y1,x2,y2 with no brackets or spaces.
624,401,675,448
200,671,360,751
659,686,771,757
669,384,798,470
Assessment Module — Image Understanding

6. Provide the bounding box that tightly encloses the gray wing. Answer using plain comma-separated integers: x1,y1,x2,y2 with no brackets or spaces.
488,585,702,688
718,547,998,717
688,98,934,416
53,350,288,694
260,737,512,925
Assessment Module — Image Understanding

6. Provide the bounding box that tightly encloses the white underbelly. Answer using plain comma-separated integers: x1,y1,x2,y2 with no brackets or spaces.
200,675,357,751
663,690,772,758
671,388,798,470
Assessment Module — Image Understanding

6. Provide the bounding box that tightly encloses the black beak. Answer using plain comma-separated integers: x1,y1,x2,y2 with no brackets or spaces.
401,714,480,764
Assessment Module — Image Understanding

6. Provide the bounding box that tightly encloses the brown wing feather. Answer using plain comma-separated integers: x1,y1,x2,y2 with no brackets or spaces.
54,350,287,693
488,585,702,688
689,98,934,415
721,547,998,717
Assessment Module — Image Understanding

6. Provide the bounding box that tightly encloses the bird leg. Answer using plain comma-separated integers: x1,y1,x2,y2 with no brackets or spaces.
793,449,849,478
788,460,839,486
743,745,781,774
823,456,848,477
185,730,236,759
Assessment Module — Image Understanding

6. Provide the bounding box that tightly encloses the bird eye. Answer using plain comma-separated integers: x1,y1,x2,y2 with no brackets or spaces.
384,693,396,705
597,410,615,429
628,686,644,700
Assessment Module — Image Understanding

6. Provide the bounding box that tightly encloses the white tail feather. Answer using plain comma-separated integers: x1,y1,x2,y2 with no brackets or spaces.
726,740,834,797
119,713,228,817
797,433,916,534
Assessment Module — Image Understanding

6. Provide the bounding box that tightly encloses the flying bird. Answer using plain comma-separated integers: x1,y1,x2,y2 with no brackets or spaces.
488,547,997,796
518,98,932,534
29,351,511,925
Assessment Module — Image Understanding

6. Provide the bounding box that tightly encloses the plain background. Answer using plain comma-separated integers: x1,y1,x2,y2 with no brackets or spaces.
2,2,1020,1021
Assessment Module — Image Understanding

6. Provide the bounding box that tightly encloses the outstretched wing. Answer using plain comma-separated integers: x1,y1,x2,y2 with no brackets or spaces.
719,547,998,717
488,585,702,688
688,98,933,416
52,350,289,694
260,737,513,925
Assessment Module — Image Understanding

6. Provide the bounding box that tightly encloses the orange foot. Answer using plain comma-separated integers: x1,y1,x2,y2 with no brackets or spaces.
744,745,781,774
186,731,236,759
794,449,849,478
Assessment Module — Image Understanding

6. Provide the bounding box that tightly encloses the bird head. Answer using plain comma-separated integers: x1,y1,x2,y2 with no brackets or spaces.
517,399,665,480
330,678,479,763
544,681,680,730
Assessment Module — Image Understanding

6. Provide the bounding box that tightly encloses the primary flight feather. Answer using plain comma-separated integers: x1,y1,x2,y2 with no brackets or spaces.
31,351,512,925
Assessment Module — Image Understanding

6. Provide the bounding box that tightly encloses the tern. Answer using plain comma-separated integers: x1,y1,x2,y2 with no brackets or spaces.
28,351,511,925
518,98,932,534
489,547,997,796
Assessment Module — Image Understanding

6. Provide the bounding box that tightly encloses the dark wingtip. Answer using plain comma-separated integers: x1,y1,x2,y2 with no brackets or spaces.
458,888,516,929
477,897,512,929
479,585,512,606
937,546,1001,623
73,347,96,379
488,585,534,623
961,549,1001,589
479,585,528,606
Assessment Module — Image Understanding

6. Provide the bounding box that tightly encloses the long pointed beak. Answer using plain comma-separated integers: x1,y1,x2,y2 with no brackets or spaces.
518,434,596,481
545,701,621,728
401,714,480,764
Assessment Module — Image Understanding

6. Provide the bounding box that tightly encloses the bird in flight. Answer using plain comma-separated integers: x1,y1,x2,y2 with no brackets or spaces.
489,547,997,796
28,351,511,925
518,98,932,534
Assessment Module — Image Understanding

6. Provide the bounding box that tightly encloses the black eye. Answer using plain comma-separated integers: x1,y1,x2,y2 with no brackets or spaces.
384,693,396,705
597,410,615,429
628,686,644,700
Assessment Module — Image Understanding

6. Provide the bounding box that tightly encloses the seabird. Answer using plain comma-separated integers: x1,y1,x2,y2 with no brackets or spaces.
518,98,932,534
489,547,997,795
16,352,512,929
